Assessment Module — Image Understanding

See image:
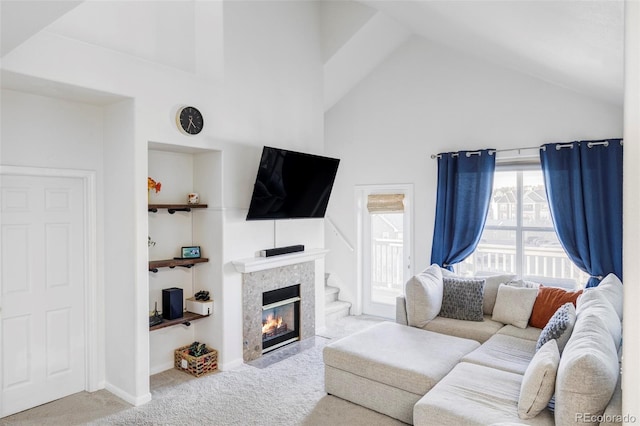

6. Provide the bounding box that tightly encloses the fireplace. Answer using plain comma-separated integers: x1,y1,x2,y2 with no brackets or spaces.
240,261,316,362
261,284,300,353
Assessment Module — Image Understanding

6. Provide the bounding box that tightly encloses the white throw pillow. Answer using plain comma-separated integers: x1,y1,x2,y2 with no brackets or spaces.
577,290,622,351
492,284,538,329
590,273,623,320
405,264,443,327
518,339,560,419
480,274,517,315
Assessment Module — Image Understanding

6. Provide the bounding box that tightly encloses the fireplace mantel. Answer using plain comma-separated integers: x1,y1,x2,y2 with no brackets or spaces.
232,248,329,274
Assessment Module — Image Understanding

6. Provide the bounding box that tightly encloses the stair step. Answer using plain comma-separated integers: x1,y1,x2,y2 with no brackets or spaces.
325,300,351,322
325,285,340,304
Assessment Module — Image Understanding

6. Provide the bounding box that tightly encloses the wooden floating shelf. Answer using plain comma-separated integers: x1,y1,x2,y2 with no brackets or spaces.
148,204,208,214
150,311,210,331
149,257,209,272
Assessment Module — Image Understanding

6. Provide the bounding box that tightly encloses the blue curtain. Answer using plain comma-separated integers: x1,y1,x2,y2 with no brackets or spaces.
540,139,623,288
430,150,496,270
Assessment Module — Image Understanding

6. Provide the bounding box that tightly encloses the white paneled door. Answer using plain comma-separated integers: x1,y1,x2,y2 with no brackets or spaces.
1,175,86,417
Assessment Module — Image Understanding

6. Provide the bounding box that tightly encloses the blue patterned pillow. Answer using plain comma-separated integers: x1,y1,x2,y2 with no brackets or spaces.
439,277,485,321
536,302,576,352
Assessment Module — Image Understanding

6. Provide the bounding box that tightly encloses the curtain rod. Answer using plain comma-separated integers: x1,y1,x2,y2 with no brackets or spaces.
430,140,622,159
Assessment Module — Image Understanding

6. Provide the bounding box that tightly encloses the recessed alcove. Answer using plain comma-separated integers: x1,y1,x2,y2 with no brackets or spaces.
147,143,223,374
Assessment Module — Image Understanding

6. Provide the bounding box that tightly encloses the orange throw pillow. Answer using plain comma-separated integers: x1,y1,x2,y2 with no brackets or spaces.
529,286,583,329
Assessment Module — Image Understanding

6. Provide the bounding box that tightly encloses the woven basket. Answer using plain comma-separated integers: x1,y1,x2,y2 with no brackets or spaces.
174,345,218,377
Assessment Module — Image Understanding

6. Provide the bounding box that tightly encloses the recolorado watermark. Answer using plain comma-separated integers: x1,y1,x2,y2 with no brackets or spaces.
576,413,637,423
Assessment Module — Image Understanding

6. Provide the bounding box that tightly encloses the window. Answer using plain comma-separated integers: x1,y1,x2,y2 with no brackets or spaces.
456,164,589,288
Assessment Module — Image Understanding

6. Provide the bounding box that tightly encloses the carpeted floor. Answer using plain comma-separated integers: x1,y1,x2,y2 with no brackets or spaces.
1,315,406,426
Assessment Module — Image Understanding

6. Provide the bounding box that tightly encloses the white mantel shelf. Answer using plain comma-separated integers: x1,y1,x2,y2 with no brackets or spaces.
232,248,329,274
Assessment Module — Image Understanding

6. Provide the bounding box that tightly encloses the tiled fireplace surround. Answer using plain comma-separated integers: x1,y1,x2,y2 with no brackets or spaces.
241,261,315,361
234,249,328,362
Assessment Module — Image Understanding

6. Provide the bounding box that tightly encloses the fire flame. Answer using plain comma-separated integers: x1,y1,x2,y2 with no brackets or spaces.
262,314,283,334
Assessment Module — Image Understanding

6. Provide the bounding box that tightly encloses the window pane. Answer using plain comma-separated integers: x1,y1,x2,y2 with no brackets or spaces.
462,167,587,288
457,230,517,276
522,170,553,227
485,171,517,227
370,213,404,305
523,231,589,285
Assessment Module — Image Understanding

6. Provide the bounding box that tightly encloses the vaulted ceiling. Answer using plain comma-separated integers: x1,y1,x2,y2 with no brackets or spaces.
1,1,625,109
322,1,624,110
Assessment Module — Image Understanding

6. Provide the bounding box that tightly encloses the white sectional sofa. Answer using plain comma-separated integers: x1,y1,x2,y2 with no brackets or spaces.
323,266,623,425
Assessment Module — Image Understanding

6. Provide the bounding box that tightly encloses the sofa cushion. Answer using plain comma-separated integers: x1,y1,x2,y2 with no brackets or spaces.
497,324,543,341
555,313,619,425
492,284,538,329
396,295,409,326
478,273,517,315
405,264,443,328
536,302,576,353
507,279,542,289
439,277,485,321
576,290,622,351
600,376,622,426
518,339,560,420
461,334,536,375
423,315,504,343
590,273,623,320
323,322,480,396
529,286,582,328
414,362,554,426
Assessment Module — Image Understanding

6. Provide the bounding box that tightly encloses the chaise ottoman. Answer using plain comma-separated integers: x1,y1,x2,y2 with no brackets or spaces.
323,322,480,424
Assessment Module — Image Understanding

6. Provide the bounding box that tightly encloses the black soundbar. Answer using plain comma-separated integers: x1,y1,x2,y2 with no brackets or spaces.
260,244,305,257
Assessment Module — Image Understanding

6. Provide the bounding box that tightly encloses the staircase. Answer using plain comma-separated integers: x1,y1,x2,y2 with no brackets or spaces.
325,273,351,324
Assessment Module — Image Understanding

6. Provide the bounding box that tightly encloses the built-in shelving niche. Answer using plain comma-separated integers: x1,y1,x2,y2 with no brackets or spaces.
147,142,223,375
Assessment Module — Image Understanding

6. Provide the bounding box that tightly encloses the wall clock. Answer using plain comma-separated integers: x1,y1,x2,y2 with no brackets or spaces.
176,106,204,135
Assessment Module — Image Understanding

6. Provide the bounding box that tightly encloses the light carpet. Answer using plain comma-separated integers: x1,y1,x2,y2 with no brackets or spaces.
1,315,406,426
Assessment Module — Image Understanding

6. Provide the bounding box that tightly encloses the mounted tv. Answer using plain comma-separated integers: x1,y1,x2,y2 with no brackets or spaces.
246,146,340,220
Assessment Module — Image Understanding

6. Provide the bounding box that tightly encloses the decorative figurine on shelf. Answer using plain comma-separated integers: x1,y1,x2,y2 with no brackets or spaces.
194,290,210,301
149,302,163,327
188,192,200,205
148,177,162,202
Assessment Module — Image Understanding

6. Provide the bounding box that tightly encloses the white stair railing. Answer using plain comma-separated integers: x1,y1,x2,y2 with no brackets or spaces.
325,215,355,252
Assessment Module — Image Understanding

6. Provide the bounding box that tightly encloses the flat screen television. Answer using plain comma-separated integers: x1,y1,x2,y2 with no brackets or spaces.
246,146,340,220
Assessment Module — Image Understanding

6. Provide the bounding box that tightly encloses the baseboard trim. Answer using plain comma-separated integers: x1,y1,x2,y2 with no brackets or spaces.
149,361,175,376
220,358,244,371
105,383,152,406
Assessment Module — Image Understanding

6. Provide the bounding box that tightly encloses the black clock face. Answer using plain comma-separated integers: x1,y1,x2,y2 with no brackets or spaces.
178,106,203,135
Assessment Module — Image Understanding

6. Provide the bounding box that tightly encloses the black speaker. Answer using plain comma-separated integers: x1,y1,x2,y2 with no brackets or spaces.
260,244,305,257
162,287,183,320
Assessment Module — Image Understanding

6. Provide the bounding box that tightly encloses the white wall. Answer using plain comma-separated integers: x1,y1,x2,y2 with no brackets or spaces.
623,0,640,420
1,89,104,170
215,1,327,367
324,36,623,311
319,0,376,62
1,0,327,396
218,1,323,152
103,99,151,404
